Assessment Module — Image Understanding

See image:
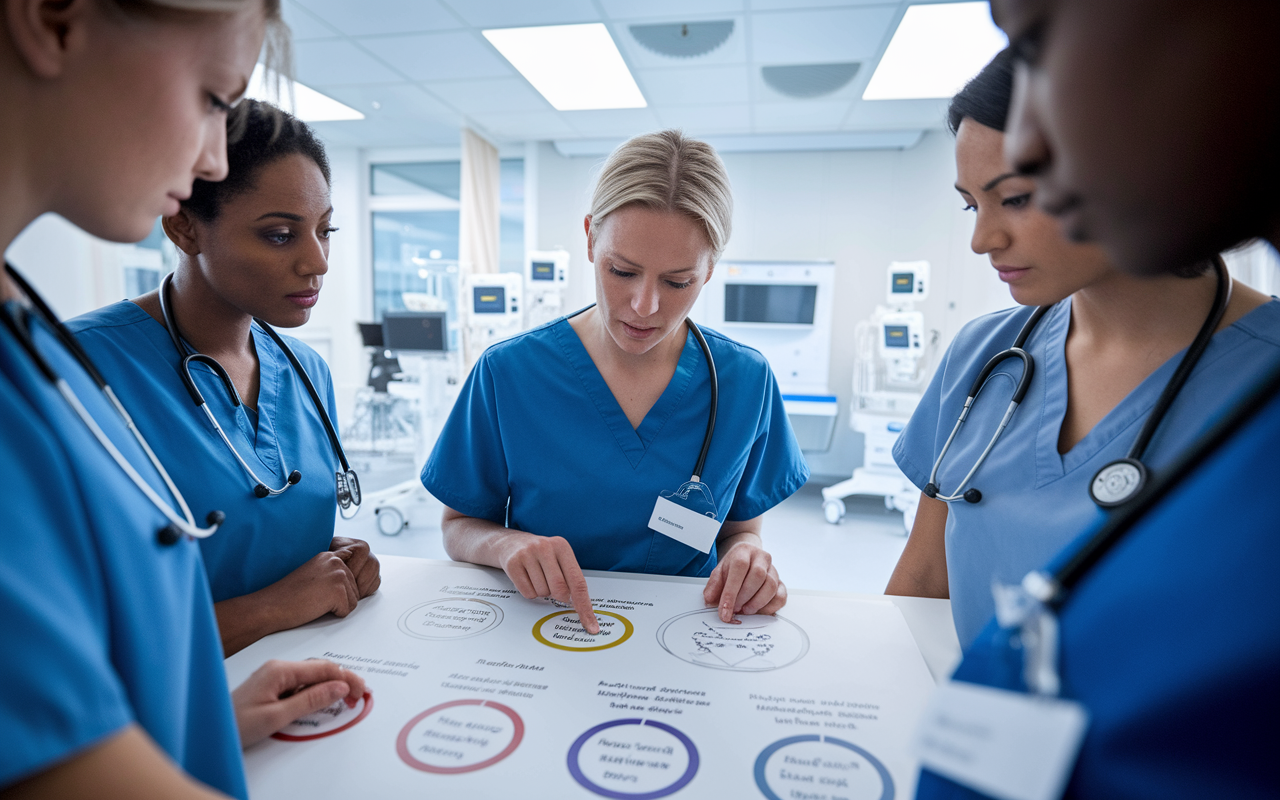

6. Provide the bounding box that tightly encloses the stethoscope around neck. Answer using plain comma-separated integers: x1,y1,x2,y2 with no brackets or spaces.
159,273,361,517
925,256,1231,509
1,262,222,543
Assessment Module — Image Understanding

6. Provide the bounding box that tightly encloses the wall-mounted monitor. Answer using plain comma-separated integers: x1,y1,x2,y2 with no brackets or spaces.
724,283,817,325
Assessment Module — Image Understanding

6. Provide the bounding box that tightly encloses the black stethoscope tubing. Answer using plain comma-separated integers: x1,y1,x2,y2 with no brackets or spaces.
159,273,360,514
926,256,1230,508
566,304,718,482
2,262,223,542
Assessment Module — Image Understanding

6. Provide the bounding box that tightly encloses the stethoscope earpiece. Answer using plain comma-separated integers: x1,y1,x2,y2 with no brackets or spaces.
206,510,226,526
288,470,302,486
963,488,982,504
923,483,938,499
157,524,182,546
253,484,270,499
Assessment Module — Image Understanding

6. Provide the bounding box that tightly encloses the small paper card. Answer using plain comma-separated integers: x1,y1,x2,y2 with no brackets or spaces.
648,495,722,553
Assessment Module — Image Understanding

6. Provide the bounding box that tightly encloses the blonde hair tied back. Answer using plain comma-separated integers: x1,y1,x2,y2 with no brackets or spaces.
589,129,733,262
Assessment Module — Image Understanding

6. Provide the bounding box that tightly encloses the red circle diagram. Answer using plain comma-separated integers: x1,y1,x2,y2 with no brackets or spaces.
272,692,374,742
396,699,525,775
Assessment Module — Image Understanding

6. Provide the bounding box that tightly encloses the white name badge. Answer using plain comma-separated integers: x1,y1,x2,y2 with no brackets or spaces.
913,680,1089,800
648,495,722,553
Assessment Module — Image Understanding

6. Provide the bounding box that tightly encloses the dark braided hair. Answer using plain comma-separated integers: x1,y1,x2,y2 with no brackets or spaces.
182,99,330,222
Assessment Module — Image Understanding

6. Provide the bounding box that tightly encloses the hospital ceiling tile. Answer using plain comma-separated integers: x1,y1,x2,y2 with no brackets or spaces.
359,31,514,81
655,104,753,135
294,0,461,37
280,0,338,41
470,111,577,140
843,98,950,131
750,6,899,64
562,108,663,138
443,0,600,29
636,65,750,106
751,0,899,9
314,83,460,123
312,118,459,148
294,40,405,86
598,0,745,20
425,78,551,114
752,101,850,132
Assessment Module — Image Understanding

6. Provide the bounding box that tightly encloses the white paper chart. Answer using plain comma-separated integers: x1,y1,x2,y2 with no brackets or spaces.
226,556,936,800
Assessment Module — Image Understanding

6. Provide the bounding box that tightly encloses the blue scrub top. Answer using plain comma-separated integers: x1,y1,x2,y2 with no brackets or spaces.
0,303,246,795
67,301,341,603
422,317,809,576
914,366,1280,799
895,298,1280,645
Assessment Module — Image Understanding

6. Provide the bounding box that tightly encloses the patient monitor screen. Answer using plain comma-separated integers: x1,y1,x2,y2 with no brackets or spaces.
724,284,817,324
884,324,910,348
531,261,555,281
473,286,506,314
891,272,915,294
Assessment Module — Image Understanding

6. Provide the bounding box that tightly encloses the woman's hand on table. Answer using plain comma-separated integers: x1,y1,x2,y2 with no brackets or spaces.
496,532,600,634
705,519,785,622
330,536,382,598
232,659,367,748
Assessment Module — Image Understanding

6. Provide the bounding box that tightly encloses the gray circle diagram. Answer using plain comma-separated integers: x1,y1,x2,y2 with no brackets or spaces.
398,597,505,641
656,609,809,671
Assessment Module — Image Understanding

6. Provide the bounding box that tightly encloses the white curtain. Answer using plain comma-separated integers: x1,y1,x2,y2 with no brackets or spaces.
459,127,501,276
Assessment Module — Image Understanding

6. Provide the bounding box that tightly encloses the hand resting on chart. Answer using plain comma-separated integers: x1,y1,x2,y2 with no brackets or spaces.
441,506,601,635
215,537,381,656
232,658,368,748
703,516,787,623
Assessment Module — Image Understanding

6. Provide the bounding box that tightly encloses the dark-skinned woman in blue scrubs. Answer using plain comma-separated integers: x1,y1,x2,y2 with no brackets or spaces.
68,99,380,656
0,2,363,798
422,130,809,633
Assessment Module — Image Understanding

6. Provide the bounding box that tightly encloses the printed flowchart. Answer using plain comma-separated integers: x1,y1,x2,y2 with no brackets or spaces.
227,556,936,799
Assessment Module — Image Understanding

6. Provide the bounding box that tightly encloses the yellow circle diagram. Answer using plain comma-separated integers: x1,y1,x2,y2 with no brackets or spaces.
532,610,634,652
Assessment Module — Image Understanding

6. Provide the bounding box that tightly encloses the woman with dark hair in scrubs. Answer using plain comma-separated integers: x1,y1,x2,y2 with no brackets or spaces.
68,99,380,656
0,2,363,799
423,130,809,633
912,1,1280,797
886,49,1276,648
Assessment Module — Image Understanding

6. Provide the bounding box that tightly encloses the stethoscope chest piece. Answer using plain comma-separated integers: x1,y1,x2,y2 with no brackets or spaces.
1089,457,1148,508
336,469,361,510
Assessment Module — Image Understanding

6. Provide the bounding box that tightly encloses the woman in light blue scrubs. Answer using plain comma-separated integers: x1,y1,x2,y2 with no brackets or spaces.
885,50,1280,646
67,100,379,656
423,131,808,633
0,2,363,799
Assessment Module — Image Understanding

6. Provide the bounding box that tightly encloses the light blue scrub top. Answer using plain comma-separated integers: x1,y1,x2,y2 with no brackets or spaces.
422,317,809,576
916,364,1280,799
0,303,246,795
894,297,1280,646
67,301,341,603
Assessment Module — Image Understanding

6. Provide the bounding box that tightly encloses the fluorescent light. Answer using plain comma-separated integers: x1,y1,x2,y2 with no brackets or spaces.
483,23,645,111
246,64,365,122
862,2,1007,101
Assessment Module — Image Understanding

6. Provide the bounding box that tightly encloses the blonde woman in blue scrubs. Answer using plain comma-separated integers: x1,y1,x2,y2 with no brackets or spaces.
423,131,809,633
0,1,363,798
885,50,1278,647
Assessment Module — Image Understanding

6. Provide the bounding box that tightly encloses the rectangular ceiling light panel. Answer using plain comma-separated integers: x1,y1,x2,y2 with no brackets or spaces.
483,23,646,111
862,2,1007,101
246,64,365,122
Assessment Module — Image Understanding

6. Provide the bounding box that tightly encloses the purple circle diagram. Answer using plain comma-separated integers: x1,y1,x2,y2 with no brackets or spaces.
567,718,699,799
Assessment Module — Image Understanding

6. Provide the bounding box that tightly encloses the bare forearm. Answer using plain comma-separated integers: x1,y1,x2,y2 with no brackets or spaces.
214,592,299,657
717,518,763,553
441,509,528,567
885,493,950,599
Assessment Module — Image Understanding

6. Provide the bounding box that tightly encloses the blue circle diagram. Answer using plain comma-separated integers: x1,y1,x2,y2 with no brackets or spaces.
567,718,700,799
753,734,894,800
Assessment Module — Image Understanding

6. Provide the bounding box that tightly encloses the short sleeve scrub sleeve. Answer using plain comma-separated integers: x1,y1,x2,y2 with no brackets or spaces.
894,298,1280,646
66,301,342,603
422,318,810,577
0,303,246,796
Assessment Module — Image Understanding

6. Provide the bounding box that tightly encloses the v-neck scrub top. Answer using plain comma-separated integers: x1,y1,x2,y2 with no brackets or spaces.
422,318,809,577
0,303,246,795
894,297,1280,646
66,301,341,603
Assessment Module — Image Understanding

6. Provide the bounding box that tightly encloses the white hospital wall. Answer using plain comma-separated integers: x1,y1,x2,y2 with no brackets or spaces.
532,131,1014,478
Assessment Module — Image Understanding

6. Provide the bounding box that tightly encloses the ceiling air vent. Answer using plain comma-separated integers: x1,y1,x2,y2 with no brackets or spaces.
762,62,861,99
629,21,734,59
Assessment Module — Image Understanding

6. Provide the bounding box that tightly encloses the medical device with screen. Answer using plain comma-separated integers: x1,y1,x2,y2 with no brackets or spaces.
724,284,817,325
473,287,506,314
383,311,447,352
884,324,910,348
530,261,556,281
